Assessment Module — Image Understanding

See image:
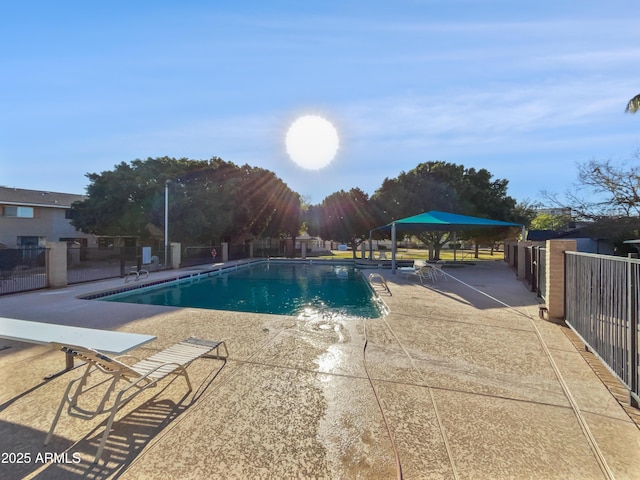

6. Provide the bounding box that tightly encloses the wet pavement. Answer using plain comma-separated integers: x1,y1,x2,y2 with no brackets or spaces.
0,260,639,479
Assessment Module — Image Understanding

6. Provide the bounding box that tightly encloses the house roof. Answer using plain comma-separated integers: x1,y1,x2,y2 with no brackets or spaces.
0,186,87,209
527,230,560,241
555,228,609,240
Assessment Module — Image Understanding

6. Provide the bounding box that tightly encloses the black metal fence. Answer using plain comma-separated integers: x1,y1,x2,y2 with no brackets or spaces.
229,244,251,261
181,246,220,267
524,246,532,284
0,247,47,295
253,247,282,258
521,245,546,299
67,246,172,284
537,248,547,302
180,243,285,267
565,251,639,408
504,242,518,270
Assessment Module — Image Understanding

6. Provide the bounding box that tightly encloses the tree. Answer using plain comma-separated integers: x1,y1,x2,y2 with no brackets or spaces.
576,156,640,217
581,216,640,255
71,157,302,246
530,212,572,231
307,188,379,258
625,94,640,114
539,151,640,252
371,161,522,259
542,153,640,221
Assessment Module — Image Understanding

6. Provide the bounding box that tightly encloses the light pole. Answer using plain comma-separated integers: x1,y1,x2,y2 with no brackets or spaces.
164,180,170,267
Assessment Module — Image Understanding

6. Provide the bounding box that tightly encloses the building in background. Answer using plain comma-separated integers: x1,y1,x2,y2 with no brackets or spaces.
0,187,95,248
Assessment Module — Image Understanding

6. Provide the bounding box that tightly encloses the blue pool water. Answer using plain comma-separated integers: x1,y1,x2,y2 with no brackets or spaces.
100,262,384,319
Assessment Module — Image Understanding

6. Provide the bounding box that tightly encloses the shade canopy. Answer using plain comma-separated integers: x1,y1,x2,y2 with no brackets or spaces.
370,210,523,273
373,210,522,233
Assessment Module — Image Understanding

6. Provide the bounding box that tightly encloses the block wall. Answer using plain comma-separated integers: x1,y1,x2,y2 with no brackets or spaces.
545,239,577,320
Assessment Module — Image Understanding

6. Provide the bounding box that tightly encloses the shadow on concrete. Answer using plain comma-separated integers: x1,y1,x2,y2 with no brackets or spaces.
0,420,75,479
3,360,226,480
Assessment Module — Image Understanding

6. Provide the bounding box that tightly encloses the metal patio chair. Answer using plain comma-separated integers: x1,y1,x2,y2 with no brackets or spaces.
45,337,228,462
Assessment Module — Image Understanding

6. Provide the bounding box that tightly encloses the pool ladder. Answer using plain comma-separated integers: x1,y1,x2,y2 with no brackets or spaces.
368,273,391,295
124,267,149,283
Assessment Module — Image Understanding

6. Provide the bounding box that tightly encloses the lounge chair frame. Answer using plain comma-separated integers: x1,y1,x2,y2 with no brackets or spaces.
401,264,437,284
45,337,227,462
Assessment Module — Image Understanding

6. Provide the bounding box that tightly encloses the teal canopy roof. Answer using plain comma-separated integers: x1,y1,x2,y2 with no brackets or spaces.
374,210,522,232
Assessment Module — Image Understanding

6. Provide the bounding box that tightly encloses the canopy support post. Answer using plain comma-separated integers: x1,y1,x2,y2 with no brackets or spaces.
391,222,397,273
453,231,457,262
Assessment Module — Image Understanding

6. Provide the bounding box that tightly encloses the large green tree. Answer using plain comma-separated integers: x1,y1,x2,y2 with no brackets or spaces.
371,161,523,259
71,157,302,246
530,212,572,231
307,188,379,258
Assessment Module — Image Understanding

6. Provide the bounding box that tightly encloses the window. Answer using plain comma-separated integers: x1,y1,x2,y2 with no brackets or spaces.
98,237,116,249
18,236,43,247
3,206,34,218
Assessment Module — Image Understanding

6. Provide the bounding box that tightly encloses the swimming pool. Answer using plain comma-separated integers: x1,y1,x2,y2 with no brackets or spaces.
98,262,385,319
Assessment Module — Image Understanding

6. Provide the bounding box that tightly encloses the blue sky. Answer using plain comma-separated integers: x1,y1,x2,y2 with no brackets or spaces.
2,1,639,205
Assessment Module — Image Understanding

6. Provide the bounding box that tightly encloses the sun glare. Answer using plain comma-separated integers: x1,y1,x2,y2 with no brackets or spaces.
285,115,339,170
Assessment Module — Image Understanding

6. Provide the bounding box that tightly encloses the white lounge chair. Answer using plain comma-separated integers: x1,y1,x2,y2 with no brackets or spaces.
399,263,437,284
416,265,438,283
432,260,447,280
45,337,228,462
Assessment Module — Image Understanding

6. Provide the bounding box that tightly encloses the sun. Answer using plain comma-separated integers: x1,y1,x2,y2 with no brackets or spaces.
285,115,339,170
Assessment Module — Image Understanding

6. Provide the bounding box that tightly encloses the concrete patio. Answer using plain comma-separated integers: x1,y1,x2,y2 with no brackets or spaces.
0,260,639,479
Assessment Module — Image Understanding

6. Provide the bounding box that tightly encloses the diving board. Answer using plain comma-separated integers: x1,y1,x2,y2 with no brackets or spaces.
0,317,156,377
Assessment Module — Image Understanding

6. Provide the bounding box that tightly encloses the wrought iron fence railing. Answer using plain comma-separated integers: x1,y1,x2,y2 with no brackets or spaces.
565,251,639,407
180,246,221,267
522,245,546,299
180,244,286,267
229,244,250,261
537,248,547,301
67,246,172,284
0,247,47,295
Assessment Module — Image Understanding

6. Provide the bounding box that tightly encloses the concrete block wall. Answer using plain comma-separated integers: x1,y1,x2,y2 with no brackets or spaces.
46,241,67,288
545,239,577,321
516,241,532,278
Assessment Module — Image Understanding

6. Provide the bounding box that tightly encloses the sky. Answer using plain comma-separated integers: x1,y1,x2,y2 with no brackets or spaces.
2,1,639,206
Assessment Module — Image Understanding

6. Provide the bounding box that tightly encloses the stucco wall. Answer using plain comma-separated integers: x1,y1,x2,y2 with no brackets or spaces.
0,206,94,247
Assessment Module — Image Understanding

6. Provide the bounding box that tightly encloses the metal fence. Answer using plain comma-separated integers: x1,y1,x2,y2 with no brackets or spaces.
0,247,47,295
537,248,547,301
521,246,546,300
181,246,220,267
227,244,248,261
565,251,639,407
504,242,518,270
67,246,172,284
180,243,288,267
